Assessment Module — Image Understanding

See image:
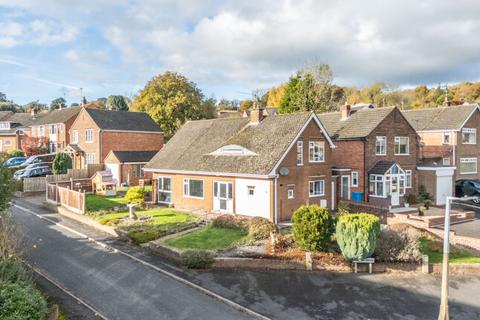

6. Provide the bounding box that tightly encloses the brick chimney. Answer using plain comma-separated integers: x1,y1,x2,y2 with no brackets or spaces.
250,101,264,124
340,104,351,121
30,108,37,119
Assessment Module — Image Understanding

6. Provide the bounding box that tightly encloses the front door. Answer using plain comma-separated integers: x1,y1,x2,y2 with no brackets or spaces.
213,182,233,212
341,176,350,200
391,176,400,206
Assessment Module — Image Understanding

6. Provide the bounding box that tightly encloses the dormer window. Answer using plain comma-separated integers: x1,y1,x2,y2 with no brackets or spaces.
0,122,10,130
210,144,257,156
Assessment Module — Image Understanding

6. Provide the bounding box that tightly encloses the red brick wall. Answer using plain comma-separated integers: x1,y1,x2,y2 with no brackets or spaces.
331,140,365,195
455,109,480,181
69,109,101,167
120,163,152,186
100,131,163,162
276,119,333,221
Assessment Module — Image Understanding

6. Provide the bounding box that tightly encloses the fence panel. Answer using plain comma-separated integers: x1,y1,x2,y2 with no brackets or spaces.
57,185,86,214
46,183,58,203
23,177,46,192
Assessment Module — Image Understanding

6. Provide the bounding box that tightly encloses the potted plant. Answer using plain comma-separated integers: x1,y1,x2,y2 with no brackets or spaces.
418,206,426,216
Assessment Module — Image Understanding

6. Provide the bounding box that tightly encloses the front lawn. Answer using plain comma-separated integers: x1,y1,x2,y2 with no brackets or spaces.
164,226,247,251
93,208,197,244
86,194,128,212
419,237,480,263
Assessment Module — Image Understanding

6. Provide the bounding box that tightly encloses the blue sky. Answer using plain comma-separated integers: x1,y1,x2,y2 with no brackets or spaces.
1,0,480,105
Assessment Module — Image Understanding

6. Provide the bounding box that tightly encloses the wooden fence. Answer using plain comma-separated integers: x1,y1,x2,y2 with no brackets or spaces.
23,177,46,192
46,183,86,214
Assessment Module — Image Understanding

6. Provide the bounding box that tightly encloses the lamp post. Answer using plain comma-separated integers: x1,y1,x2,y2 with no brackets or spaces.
438,196,478,320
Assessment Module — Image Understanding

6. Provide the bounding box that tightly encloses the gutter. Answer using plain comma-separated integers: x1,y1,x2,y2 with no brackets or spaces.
274,174,278,224
142,168,273,179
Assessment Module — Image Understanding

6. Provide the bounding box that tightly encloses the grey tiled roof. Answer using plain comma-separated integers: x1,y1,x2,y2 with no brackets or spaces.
317,106,396,139
145,112,314,175
109,151,157,163
368,160,395,174
85,108,163,132
33,107,81,125
402,104,479,131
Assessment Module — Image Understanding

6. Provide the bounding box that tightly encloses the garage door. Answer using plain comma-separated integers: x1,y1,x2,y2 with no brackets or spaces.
436,175,452,206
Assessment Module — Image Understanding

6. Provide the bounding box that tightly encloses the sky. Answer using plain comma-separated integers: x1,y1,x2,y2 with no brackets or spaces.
1,0,480,105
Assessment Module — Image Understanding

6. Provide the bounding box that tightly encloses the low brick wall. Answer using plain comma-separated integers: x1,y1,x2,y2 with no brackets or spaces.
145,242,183,263
343,200,391,223
430,263,480,275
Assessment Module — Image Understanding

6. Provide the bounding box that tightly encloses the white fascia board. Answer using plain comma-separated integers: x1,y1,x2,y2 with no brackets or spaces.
142,168,273,179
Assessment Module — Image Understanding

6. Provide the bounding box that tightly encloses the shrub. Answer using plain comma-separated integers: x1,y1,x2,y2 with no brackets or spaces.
52,152,72,174
247,217,278,240
0,260,30,286
0,283,49,320
374,227,423,262
417,184,432,203
405,193,417,205
211,214,247,231
291,205,334,251
7,150,23,158
124,187,145,207
335,213,380,261
182,250,215,269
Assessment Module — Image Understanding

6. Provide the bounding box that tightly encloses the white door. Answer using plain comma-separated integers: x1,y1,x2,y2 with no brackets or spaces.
213,182,233,213
341,176,350,200
436,176,452,206
391,176,400,206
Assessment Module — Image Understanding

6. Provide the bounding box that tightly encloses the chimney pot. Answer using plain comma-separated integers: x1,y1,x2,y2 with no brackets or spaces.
250,101,264,124
340,104,351,120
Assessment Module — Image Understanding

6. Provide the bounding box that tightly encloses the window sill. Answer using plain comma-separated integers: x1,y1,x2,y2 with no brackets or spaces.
309,194,325,198
462,143,476,145
183,195,205,200
369,195,387,199
394,154,410,156
376,153,387,156
297,164,304,166
308,160,325,163
460,172,478,175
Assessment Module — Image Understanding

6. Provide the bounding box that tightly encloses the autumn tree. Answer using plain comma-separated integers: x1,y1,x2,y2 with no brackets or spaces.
267,84,287,107
21,136,49,156
240,100,254,111
132,71,211,138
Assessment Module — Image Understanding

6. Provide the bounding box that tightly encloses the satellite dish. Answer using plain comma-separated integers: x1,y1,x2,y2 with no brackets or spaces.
279,167,289,176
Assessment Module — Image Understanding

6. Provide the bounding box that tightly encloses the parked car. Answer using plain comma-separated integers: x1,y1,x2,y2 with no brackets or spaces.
455,179,480,203
15,166,52,180
2,157,27,167
14,162,52,178
20,153,56,168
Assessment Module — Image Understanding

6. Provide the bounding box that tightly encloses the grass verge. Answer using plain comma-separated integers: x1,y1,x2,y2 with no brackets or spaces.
164,226,247,251
419,236,480,263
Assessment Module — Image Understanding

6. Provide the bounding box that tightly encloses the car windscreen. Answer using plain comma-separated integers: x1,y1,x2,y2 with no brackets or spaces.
471,181,480,188
23,157,37,165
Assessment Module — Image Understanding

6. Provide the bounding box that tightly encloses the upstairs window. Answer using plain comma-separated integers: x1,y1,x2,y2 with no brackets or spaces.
394,137,409,155
462,128,476,144
39,126,45,136
308,141,324,163
443,132,451,144
296,141,303,165
72,130,78,143
0,122,10,130
85,129,94,143
50,125,57,134
375,136,386,155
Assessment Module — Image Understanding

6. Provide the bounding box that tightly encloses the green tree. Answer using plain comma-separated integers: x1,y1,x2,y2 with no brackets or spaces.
106,95,129,111
279,64,343,114
0,92,6,102
132,71,211,138
52,152,72,174
201,97,217,119
50,97,66,110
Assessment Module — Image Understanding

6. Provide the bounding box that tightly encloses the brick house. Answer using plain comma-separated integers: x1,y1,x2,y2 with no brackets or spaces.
0,111,41,153
318,105,420,208
403,104,480,181
104,150,157,186
144,107,336,223
66,108,164,169
29,107,82,153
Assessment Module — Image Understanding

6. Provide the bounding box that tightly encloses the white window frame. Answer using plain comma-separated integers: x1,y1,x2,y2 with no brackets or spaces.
405,170,412,188
247,186,255,196
85,129,94,143
287,188,294,199
369,174,386,198
351,171,359,187
4,139,12,146
442,157,450,166
443,132,451,145
394,136,409,155
50,124,57,134
85,153,95,165
296,141,303,166
183,178,204,199
72,130,78,143
157,176,172,204
375,136,386,155
308,141,325,163
0,122,10,130
459,158,478,174
39,126,45,136
309,180,325,197
461,128,476,145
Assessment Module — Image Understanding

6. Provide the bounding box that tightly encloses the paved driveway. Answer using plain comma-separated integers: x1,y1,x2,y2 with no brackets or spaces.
12,197,480,320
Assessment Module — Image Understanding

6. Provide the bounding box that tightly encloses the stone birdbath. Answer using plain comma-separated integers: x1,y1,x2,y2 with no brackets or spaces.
127,203,138,220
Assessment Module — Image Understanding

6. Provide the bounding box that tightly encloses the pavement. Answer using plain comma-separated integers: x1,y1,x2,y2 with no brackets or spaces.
11,196,480,320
